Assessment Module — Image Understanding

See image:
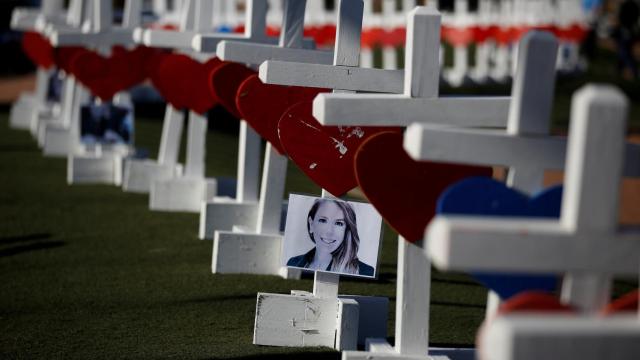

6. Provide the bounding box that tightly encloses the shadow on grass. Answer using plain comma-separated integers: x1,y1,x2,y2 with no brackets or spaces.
431,300,485,310
169,294,257,305
210,351,339,360
432,278,483,287
0,232,52,244
0,241,65,257
0,144,38,152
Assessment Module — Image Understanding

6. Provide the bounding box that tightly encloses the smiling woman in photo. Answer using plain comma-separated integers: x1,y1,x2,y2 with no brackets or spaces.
286,198,374,276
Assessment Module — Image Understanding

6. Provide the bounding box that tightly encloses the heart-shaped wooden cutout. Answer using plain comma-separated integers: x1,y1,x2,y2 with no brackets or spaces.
190,57,223,114
236,75,326,154
152,53,198,110
279,101,401,196
54,47,87,73
355,131,491,242
71,46,154,101
209,62,256,118
22,31,54,69
498,291,575,314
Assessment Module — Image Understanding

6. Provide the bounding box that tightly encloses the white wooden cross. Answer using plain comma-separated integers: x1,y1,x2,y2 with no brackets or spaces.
49,0,142,48
407,30,562,318
10,0,66,33
405,28,640,320
145,0,270,212
429,85,640,360
303,6,500,360
248,0,388,351
39,1,91,156
38,0,148,185
9,0,68,132
202,0,307,245
123,0,204,194
307,8,510,128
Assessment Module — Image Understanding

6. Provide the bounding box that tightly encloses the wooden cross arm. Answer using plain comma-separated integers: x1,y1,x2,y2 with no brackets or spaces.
140,29,200,49
215,41,327,64
259,61,404,93
313,94,510,127
404,125,566,170
427,216,640,275
50,28,136,47
404,124,640,177
10,8,40,31
481,315,640,360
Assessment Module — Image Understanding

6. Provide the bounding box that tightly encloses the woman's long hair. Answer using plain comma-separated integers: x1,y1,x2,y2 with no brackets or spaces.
307,199,360,274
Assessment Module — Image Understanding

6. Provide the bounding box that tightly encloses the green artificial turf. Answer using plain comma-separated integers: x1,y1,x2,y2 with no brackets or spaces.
2,44,638,356
0,111,491,359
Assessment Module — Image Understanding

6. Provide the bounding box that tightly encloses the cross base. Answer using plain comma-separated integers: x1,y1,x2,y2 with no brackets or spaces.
480,315,640,360
254,292,388,351
67,145,132,185
41,124,73,157
149,176,217,213
122,159,183,193
343,343,474,360
198,200,259,240
9,92,41,131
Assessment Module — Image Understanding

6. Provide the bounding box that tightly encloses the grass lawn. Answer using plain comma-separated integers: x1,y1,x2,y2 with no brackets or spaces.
0,110,492,359
1,45,638,359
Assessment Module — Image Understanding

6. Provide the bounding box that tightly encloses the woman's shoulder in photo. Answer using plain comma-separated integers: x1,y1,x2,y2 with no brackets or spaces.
358,260,375,277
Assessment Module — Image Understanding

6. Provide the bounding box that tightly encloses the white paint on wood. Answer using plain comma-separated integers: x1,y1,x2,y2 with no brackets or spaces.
480,315,640,360
123,0,142,28
199,200,258,239
149,177,216,212
405,126,565,170
212,231,283,274
336,298,359,351
253,293,338,347
236,121,261,203
313,271,340,299
255,145,287,234
427,217,640,275
122,160,182,193
404,7,440,98
217,41,331,64
184,111,207,178
315,95,510,127
559,85,628,312
157,105,185,166
67,153,123,185
259,61,404,93
396,237,430,356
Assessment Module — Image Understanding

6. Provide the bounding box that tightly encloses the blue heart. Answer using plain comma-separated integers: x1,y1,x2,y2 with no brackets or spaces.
437,177,562,300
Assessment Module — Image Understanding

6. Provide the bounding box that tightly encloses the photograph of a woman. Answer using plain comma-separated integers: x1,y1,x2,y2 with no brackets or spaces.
282,195,382,278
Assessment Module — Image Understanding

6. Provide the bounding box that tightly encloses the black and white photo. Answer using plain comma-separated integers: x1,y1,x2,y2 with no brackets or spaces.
282,194,382,278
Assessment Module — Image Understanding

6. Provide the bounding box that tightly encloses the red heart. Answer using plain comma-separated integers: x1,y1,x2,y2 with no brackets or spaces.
54,47,87,73
70,50,115,100
442,26,475,47
152,53,197,109
498,291,575,314
355,132,491,242
209,62,256,118
22,31,54,69
236,75,326,154
278,101,400,196
190,57,223,114
70,46,155,101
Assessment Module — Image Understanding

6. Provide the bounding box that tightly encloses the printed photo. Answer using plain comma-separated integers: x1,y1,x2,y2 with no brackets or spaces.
80,100,133,145
282,194,383,278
